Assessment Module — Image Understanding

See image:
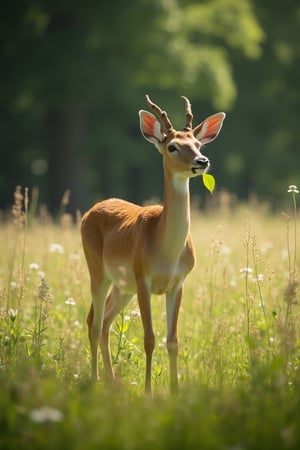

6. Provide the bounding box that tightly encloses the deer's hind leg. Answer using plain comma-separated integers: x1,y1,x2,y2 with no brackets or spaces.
86,271,111,382
100,286,133,382
82,225,111,382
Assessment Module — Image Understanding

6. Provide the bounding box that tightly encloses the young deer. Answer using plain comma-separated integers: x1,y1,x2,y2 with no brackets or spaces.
81,95,225,393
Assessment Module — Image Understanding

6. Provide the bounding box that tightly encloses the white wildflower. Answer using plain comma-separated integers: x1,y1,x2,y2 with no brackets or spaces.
7,308,18,320
130,309,141,318
257,273,264,282
287,185,299,194
29,406,64,423
65,298,76,306
49,243,64,254
240,267,253,277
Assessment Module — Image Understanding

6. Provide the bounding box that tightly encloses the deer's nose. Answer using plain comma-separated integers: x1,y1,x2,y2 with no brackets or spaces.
195,156,209,168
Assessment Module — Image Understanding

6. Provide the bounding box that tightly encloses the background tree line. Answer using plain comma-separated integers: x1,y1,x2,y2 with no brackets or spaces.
1,0,299,213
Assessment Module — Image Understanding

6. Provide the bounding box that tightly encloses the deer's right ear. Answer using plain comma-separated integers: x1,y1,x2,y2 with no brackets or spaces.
139,110,165,145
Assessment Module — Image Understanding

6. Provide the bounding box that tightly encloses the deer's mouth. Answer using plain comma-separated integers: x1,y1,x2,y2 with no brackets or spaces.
191,166,208,175
191,157,210,175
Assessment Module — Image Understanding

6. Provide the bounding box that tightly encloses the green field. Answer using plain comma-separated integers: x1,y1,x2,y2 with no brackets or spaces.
1,186,300,449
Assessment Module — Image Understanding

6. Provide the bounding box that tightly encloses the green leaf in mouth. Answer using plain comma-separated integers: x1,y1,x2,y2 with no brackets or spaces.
202,173,216,194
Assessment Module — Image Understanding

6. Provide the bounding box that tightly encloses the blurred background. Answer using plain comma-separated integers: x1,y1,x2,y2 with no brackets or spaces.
0,0,299,214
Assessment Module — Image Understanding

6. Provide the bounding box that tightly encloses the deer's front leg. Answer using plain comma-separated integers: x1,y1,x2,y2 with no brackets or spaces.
136,279,155,394
166,285,183,393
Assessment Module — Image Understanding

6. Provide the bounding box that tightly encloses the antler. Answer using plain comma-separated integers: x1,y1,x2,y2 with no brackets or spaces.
145,95,173,133
181,96,193,130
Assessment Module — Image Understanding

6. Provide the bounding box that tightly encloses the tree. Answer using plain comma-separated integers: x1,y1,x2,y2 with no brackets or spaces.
214,0,300,206
0,0,264,213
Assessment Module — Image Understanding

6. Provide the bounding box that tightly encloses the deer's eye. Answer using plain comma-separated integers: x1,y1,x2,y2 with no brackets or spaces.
168,144,178,153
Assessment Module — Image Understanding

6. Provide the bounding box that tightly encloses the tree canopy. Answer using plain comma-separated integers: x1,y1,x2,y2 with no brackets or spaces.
0,0,298,213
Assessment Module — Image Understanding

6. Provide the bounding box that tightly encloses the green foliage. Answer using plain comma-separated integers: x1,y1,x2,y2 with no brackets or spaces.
217,1,300,204
2,0,260,110
2,1,300,210
2,375,300,450
0,0,265,211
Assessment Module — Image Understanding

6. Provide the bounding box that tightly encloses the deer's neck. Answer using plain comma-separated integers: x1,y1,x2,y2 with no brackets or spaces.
158,162,191,258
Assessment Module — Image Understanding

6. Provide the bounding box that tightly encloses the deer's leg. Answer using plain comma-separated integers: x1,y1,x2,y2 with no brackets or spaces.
166,285,182,393
100,286,133,382
83,237,110,382
87,274,111,382
137,279,154,394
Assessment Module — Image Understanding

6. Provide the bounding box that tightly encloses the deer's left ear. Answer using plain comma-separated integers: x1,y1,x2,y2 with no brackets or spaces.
193,112,226,144
139,110,166,145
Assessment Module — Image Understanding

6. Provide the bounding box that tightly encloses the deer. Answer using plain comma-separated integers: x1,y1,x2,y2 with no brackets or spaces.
81,95,225,394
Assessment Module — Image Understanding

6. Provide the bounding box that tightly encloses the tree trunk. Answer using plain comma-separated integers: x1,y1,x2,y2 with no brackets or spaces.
47,103,88,215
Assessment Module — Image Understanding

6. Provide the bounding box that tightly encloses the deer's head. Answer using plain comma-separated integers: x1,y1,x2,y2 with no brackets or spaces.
139,95,225,178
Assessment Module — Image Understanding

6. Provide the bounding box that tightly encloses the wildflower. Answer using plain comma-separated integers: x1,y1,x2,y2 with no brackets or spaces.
287,185,299,194
29,406,64,423
65,298,76,306
12,186,25,226
130,309,141,318
240,267,253,277
49,243,64,254
7,309,18,322
38,278,52,304
29,262,40,271
10,281,17,289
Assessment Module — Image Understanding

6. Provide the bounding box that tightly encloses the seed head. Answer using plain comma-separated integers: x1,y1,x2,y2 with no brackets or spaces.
287,185,299,194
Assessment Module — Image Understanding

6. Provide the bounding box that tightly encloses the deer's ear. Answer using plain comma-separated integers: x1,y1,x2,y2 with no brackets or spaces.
193,112,226,144
139,110,165,144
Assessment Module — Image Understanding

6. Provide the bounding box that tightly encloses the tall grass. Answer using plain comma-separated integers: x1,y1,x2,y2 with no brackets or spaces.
0,186,299,449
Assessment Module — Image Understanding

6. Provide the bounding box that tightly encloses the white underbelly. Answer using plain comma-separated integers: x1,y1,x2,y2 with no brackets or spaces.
104,262,136,293
105,259,185,296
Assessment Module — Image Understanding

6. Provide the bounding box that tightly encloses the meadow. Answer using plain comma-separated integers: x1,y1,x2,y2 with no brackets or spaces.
0,186,300,450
